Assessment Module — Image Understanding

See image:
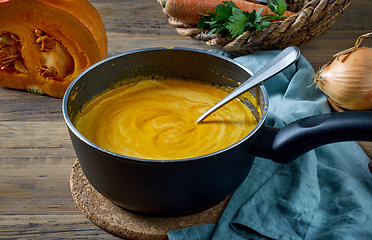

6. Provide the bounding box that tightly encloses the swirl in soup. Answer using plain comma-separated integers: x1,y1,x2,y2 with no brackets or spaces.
73,77,258,160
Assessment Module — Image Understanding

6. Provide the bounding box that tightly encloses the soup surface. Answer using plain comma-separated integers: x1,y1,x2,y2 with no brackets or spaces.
74,77,258,160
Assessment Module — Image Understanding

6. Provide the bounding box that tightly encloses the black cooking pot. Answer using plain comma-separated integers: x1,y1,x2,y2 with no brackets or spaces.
62,47,372,217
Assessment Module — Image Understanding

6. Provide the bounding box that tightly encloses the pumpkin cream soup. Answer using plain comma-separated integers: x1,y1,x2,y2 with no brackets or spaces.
73,77,258,160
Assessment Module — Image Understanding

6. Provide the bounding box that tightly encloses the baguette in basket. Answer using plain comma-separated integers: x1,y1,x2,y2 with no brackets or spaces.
158,0,352,54
159,0,294,25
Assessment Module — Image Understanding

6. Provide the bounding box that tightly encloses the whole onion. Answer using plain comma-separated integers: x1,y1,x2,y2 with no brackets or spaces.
314,32,372,110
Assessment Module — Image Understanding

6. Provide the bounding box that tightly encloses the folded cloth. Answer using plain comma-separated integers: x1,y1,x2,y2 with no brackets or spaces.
168,50,372,240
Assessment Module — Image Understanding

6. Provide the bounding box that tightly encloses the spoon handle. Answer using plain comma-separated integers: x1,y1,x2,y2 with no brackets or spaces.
195,46,301,123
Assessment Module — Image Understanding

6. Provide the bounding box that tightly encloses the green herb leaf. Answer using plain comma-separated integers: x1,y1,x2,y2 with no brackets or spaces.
226,8,249,37
197,0,289,38
268,0,288,17
197,1,237,37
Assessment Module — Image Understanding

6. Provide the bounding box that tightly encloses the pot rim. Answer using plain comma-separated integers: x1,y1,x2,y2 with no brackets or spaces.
62,47,269,164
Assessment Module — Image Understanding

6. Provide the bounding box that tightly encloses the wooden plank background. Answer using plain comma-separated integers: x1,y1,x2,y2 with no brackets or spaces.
1,0,371,238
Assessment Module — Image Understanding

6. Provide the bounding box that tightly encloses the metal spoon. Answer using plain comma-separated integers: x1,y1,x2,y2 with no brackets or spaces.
195,46,301,124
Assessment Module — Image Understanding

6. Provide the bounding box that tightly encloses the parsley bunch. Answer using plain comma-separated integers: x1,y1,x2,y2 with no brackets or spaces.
197,0,289,38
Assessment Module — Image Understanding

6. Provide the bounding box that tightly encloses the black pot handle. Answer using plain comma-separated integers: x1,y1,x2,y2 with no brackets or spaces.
249,111,372,163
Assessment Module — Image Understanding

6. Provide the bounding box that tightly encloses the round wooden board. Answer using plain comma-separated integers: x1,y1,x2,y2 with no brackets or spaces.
70,160,230,240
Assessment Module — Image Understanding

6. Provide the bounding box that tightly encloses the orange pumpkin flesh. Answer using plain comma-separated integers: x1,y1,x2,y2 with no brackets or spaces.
0,0,108,98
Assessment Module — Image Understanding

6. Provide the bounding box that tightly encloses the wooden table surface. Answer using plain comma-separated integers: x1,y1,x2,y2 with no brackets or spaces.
1,0,372,239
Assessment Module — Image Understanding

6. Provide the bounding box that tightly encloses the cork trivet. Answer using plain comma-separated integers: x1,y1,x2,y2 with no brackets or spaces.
70,160,230,240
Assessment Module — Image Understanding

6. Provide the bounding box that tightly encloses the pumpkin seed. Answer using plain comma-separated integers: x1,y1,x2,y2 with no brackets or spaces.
0,32,27,73
14,60,28,74
0,45,12,55
9,44,19,54
40,67,59,78
36,35,56,51
35,29,46,37
2,54,19,60
0,34,16,45
0,61,11,70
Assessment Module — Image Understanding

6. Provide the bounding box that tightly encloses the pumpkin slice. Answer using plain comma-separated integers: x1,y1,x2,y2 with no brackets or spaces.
0,0,108,98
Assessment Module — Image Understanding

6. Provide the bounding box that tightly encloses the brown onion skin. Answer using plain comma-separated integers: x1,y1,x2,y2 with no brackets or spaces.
315,47,372,110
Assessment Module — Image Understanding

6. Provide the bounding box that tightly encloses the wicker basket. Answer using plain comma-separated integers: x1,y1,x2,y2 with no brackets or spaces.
159,0,352,55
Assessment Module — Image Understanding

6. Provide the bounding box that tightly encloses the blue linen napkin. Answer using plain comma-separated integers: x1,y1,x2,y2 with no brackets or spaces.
168,50,372,240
